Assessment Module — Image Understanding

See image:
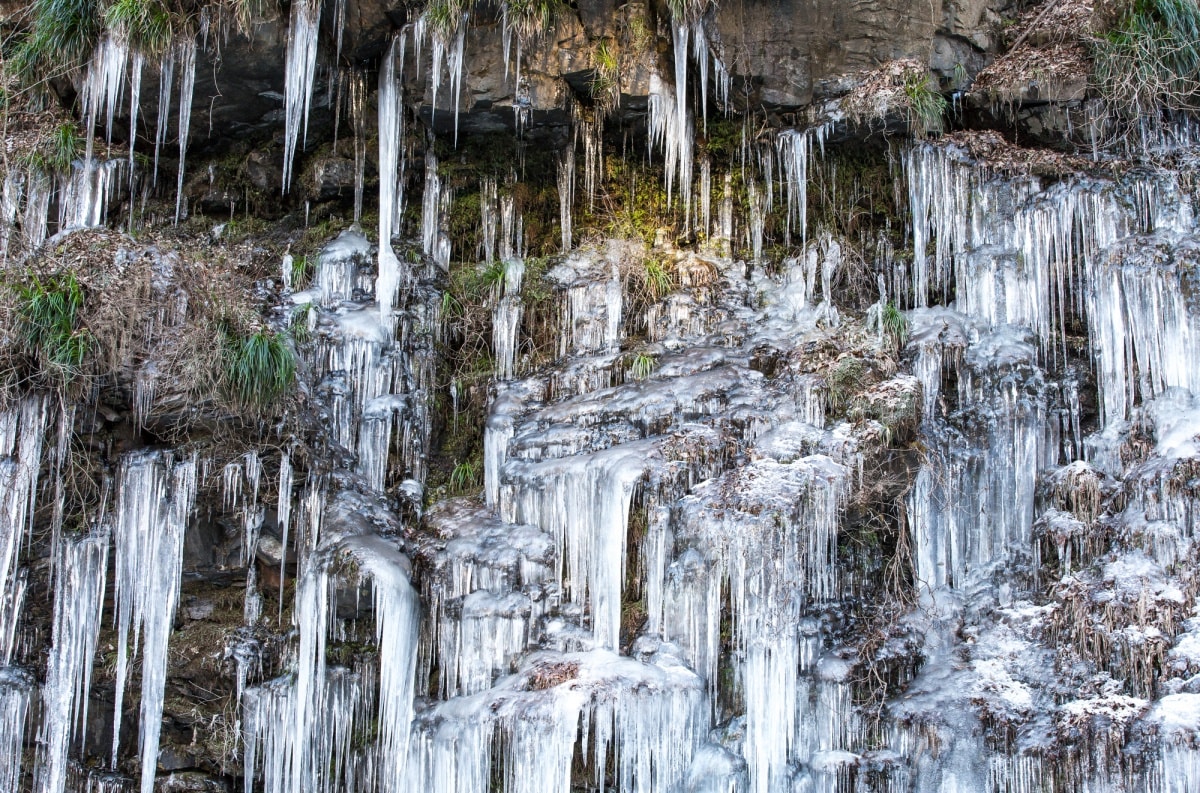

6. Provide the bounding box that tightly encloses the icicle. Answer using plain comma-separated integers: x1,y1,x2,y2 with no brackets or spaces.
80,36,129,160
0,397,48,662
776,125,829,248
557,148,574,252
153,48,176,187
425,14,469,144
282,0,323,191
350,70,368,225
36,531,110,793
127,51,143,196
174,38,197,224
0,669,31,793
421,149,442,262
481,177,498,264
377,34,407,327
693,20,710,132
647,73,693,214
273,454,292,625
109,452,197,793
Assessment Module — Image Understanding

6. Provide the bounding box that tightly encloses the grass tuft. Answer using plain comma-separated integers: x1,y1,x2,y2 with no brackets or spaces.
1093,0,1200,115
13,272,92,384
104,0,174,55
221,329,296,408
882,300,909,350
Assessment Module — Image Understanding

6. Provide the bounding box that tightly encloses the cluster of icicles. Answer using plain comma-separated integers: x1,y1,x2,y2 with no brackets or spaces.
3,0,1200,791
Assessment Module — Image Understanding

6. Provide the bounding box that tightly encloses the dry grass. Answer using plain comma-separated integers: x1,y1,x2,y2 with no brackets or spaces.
526,660,580,690
840,59,946,132
937,130,1128,175
973,0,1095,105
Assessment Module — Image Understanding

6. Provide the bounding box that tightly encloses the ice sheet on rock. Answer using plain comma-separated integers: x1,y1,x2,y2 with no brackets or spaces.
405,647,706,793
316,229,374,307
1147,693,1200,736
751,420,859,465
522,365,753,447
548,252,624,357
686,743,749,793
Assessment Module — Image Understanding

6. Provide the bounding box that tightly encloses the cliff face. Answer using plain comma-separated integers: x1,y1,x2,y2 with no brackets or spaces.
17,0,1012,147
3,1,1199,792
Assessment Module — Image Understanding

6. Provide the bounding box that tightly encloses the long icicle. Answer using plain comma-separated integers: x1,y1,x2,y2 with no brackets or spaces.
173,38,197,224
282,0,323,191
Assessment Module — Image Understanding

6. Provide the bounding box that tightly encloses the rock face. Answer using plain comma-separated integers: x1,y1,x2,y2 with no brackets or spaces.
5,0,1014,149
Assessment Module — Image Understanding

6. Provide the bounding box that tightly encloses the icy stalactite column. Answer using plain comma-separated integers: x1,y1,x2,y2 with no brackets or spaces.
1087,248,1200,427
747,179,765,263
342,535,420,791
0,396,48,660
245,534,419,793
36,531,110,793
481,177,498,263
776,126,828,249
421,149,442,263
61,159,126,231
484,393,518,509
127,50,143,195
501,442,653,650
153,47,176,186
358,396,404,492
500,194,524,260
903,143,971,308
173,38,197,223
666,456,848,793
405,717,490,793
377,34,407,328
493,259,525,380
109,452,198,793
0,669,31,793
282,0,323,191
558,148,575,253
581,117,604,212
